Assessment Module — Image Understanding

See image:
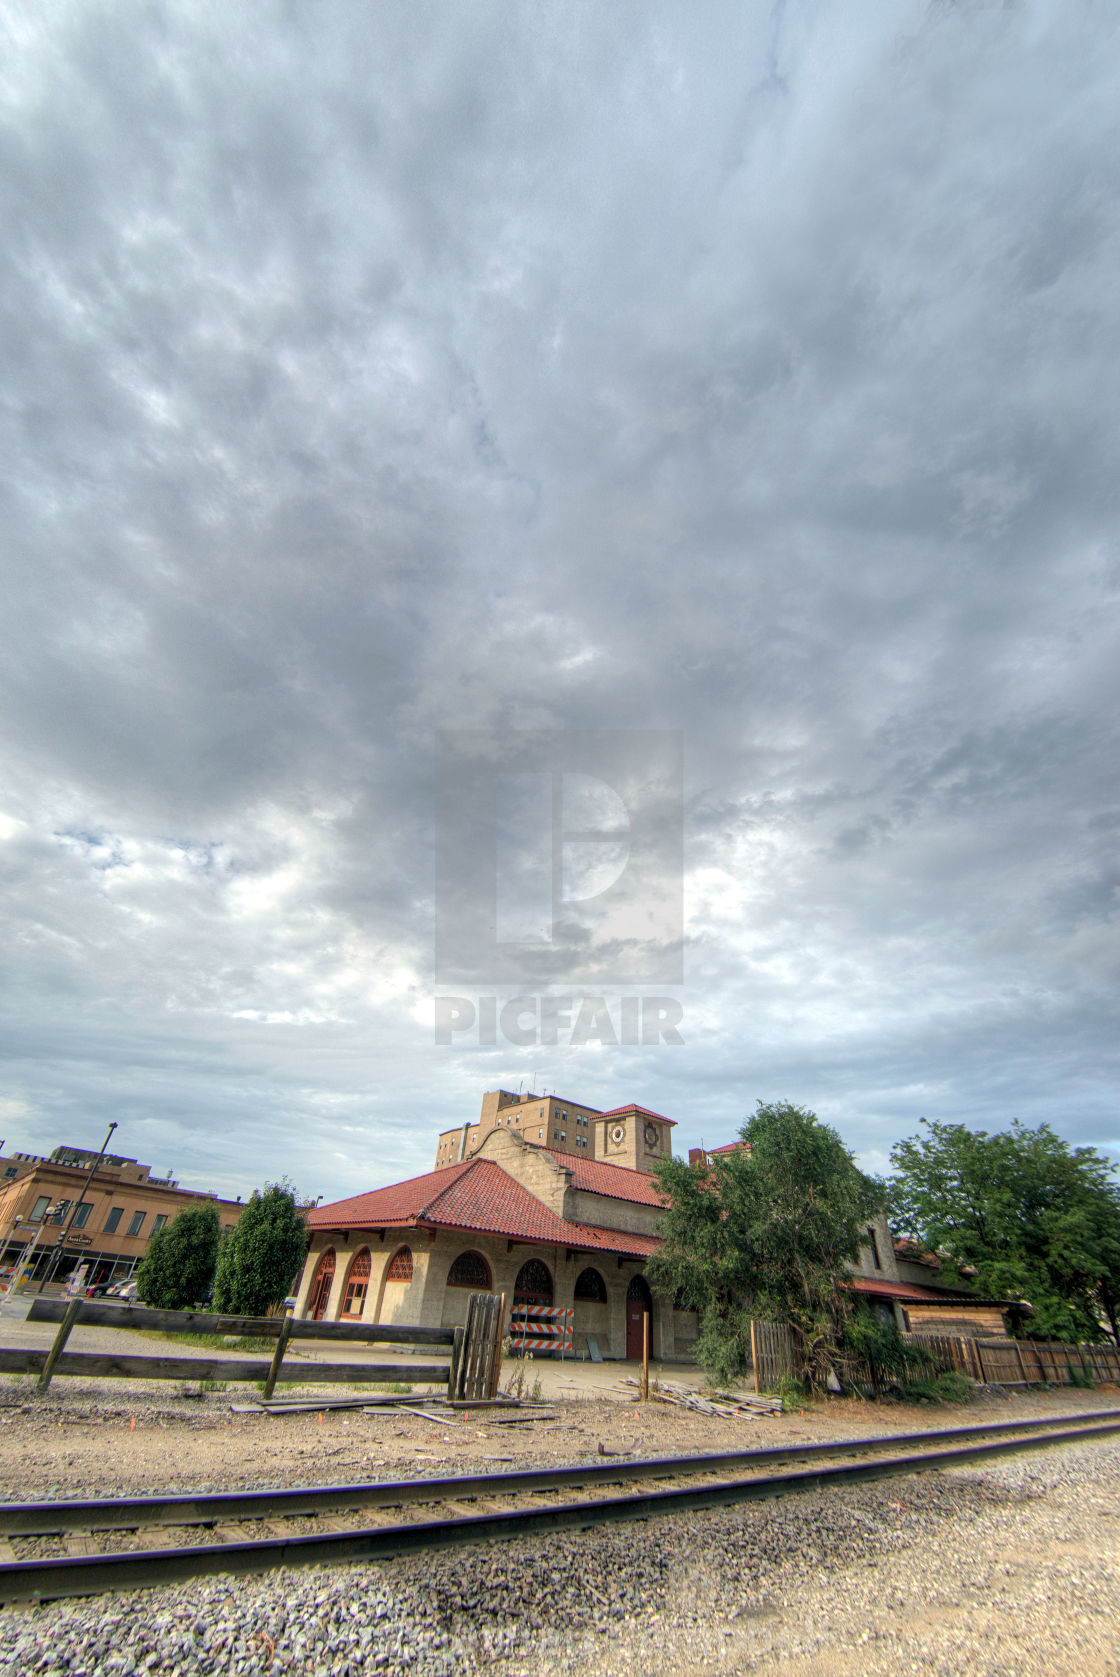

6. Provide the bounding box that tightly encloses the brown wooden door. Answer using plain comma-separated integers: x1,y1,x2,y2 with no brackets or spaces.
626,1298,648,1359
625,1274,652,1360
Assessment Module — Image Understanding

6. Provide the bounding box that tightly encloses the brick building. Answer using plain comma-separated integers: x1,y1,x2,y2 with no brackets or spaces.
0,1145,244,1290
297,1089,981,1359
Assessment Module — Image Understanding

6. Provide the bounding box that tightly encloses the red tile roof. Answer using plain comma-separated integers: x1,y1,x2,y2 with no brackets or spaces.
850,1277,964,1302
598,1103,677,1127
309,1158,662,1259
850,1278,1018,1308
543,1151,667,1208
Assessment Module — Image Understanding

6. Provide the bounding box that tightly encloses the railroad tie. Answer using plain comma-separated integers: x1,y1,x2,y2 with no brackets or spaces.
61,1533,97,1557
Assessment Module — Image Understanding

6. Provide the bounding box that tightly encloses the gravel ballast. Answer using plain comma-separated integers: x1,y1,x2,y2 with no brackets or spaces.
1,1389,1118,1675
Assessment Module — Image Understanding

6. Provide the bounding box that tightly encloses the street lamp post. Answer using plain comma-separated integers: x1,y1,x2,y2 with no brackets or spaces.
37,1122,118,1294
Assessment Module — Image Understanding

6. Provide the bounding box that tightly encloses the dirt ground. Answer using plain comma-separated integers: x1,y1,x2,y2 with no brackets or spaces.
0,1377,1116,1501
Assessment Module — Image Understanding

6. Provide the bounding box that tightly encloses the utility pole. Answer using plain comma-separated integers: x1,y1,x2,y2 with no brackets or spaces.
37,1122,118,1294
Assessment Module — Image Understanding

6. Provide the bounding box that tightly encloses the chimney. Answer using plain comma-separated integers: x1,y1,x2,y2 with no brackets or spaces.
688,1148,707,1168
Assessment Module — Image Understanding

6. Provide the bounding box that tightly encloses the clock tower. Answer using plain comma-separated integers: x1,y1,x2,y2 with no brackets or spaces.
592,1104,675,1171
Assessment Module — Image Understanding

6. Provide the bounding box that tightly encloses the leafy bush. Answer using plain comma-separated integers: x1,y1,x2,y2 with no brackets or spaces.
905,1371,976,1405
213,1180,307,1317
135,1205,221,1310
842,1311,934,1395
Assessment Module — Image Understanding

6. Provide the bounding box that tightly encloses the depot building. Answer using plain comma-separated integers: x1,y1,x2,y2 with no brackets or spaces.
294,1088,955,1361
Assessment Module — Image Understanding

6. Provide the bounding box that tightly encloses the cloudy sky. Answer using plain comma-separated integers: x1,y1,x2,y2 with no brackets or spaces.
1,0,1118,1205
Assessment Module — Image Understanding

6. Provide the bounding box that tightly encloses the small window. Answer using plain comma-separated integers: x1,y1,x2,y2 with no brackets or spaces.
385,1246,413,1282
105,1207,123,1233
151,1214,168,1235
127,1211,145,1238
72,1202,92,1229
553,1129,559,1140
538,1129,543,1138
866,1225,882,1270
30,1196,51,1223
4,1166,17,1178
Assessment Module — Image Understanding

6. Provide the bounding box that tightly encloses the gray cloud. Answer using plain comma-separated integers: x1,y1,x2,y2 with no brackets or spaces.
0,0,1118,1200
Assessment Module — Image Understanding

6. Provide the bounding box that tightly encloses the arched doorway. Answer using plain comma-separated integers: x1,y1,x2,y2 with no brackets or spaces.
307,1248,336,1321
626,1273,652,1360
513,1257,553,1308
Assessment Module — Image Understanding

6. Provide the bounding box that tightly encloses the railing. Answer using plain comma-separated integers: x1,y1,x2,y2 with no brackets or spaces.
5,1295,504,1401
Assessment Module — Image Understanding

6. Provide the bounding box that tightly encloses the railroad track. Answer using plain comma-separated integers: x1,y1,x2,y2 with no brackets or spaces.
2,1407,1119,1605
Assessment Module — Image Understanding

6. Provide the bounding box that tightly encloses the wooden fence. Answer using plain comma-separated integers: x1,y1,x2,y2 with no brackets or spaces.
749,1320,794,1392
747,1320,1120,1394
903,1332,1120,1387
5,1294,506,1402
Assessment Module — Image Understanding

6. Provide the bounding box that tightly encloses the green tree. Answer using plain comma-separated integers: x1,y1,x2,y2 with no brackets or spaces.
647,1100,882,1387
135,1205,221,1310
212,1180,308,1317
887,1120,1120,1342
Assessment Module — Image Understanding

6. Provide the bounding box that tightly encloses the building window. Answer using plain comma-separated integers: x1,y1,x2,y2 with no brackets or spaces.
151,1214,168,1236
341,1248,372,1317
29,1196,51,1223
127,1211,145,1238
513,1257,553,1306
308,1248,336,1320
866,1225,882,1270
385,1246,413,1282
72,1202,92,1229
447,1250,492,1290
105,1207,124,1233
538,1129,543,1138
3,1166,17,1178
574,1267,607,1302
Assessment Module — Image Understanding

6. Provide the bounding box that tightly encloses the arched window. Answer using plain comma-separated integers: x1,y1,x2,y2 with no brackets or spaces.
626,1273,652,1305
514,1257,553,1306
341,1248,372,1318
574,1267,607,1303
307,1248,335,1321
385,1246,413,1283
447,1250,492,1290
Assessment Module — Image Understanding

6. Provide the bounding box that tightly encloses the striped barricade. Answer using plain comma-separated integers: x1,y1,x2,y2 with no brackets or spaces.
508,1304,574,1355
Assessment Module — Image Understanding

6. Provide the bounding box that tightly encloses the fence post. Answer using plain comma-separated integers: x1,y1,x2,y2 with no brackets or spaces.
1013,1339,1027,1385
750,1320,759,1394
489,1293,507,1399
449,1325,464,1400
262,1307,294,1400
641,1310,649,1401
37,1297,83,1394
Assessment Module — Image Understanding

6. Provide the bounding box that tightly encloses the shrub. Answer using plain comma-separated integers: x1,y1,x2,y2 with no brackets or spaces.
213,1180,307,1317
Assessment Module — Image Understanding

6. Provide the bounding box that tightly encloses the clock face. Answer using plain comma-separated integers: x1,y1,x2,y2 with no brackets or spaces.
610,1124,626,1145
643,1123,658,1148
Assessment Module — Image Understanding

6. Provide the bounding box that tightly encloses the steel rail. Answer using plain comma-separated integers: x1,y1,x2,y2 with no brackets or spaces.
3,1411,1119,1604
1,1405,1117,1537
